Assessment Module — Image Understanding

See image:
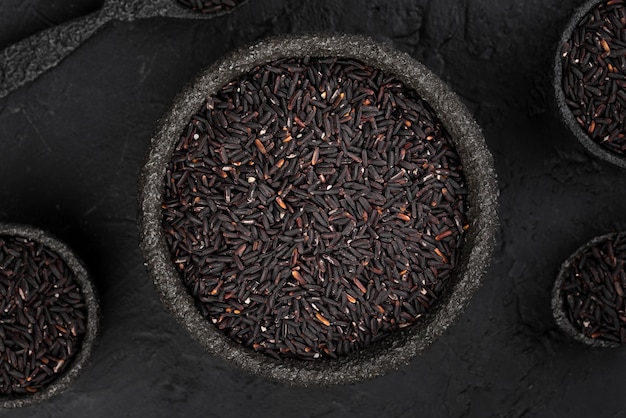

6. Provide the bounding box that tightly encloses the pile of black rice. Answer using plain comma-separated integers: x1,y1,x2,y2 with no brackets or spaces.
561,1,626,155
560,232,626,344
0,236,87,396
162,56,469,360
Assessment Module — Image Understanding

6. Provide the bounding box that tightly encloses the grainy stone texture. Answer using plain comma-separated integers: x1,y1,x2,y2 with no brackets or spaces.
139,34,497,385
0,224,100,409
1,0,626,416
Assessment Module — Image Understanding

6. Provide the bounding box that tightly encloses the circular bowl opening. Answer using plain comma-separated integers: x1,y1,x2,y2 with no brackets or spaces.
554,0,626,168
139,33,498,385
0,224,99,408
552,232,626,348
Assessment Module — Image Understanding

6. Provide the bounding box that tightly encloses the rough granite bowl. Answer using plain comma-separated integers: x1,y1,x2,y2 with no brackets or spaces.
552,232,622,348
0,223,100,408
553,0,626,169
139,33,499,385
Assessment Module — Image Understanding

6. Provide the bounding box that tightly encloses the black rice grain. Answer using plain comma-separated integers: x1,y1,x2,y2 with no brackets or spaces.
0,236,87,396
561,232,626,344
561,1,626,155
162,56,468,360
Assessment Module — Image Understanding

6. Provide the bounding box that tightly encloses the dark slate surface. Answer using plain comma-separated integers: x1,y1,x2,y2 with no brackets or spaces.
0,0,250,99
1,0,626,416
0,0,104,50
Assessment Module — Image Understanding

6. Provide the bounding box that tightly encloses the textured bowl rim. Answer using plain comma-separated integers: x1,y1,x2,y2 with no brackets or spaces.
138,33,499,386
552,232,622,348
553,0,626,169
0,223,100,408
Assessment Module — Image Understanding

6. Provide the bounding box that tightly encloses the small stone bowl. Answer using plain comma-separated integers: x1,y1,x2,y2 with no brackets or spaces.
552,232,624,348
0,224,100,408
139,33,498,385
553,0,626,169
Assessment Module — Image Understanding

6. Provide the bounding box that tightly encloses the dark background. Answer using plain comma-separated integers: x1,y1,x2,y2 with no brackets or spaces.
1,0,626,416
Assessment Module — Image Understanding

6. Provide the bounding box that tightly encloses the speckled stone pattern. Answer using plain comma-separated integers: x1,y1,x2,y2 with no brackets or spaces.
1,0,626,416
